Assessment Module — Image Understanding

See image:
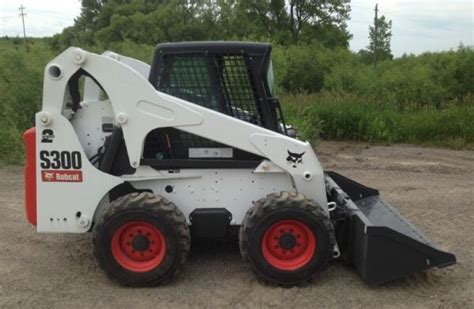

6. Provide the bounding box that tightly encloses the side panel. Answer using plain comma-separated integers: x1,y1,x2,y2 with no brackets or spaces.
36,115,123,233
130,169,294,224
70,99,114,159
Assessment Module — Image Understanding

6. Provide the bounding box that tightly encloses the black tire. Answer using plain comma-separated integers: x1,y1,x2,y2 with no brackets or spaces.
239,192,335,286
93,192,190,286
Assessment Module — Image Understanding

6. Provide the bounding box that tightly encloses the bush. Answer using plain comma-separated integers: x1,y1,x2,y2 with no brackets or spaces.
0,39,54,164
273,43,473,112
281,93,474,148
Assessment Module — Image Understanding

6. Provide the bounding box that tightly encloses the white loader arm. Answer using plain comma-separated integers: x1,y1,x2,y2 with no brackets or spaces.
40,47,328,211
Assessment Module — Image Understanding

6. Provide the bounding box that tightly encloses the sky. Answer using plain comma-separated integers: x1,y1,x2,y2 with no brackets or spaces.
0,0,473,56
348,0,473,55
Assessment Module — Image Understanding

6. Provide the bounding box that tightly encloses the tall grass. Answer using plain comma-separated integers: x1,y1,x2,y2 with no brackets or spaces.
281,93,474,149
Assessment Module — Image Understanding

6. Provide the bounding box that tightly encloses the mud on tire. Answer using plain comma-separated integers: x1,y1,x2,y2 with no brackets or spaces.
239,192,335,286
93,192,190,286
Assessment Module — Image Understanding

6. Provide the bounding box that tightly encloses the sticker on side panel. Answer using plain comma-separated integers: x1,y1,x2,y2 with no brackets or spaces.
40,150,83,182
286,150,305,168
189,147,233,158
40,150,82,170
41,170,83,182
41,129,55,143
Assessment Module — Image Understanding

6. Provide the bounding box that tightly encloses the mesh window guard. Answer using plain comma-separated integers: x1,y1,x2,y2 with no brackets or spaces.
146,52,263,160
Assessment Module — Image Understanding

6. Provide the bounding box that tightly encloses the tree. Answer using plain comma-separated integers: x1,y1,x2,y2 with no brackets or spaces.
367,11,393,65
236,0,351,47
288,0,351,46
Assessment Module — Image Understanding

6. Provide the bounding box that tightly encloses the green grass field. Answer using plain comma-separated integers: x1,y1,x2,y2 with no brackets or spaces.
281,93,474,149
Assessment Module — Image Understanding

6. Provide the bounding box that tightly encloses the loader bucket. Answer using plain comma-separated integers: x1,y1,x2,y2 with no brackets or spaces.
325,171,456,285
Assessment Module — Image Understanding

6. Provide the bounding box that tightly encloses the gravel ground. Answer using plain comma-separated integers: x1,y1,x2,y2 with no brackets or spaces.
0,142,473,308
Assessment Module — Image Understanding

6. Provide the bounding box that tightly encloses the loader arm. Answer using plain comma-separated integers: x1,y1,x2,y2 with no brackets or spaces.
82,51,151,102
39,47,328,211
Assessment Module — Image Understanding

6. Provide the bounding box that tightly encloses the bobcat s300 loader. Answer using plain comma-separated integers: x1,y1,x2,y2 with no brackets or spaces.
23,42,455,286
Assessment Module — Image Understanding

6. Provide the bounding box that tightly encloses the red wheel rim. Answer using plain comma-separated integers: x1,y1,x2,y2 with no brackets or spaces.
261,219,317,271
111,221,166,272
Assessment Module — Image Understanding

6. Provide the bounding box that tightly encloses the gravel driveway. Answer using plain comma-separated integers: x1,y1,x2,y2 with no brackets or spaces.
0,142,473,308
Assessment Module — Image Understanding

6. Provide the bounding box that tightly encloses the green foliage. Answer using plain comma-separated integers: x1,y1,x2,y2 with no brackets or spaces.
281,93,474,148
365,14,393,63
51,0,351,50
273,44,327,92
278,43,474,111
285,0,351,46
0,39,55,164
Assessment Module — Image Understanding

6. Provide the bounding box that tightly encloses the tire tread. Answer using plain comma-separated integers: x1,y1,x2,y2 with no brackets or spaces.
239,192,335,286
92,192,190,286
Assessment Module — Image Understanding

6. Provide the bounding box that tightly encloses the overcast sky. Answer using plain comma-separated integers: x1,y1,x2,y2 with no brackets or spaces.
0,0,473,56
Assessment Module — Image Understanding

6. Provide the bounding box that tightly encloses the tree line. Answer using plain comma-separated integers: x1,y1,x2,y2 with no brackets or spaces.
52,0,351,49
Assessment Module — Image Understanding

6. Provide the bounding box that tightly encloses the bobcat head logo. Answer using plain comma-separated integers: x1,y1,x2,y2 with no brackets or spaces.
43,172,54,181
286,150,305,168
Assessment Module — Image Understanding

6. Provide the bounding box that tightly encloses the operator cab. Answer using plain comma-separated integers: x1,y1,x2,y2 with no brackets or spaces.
142,42,289,170
94,42,292,175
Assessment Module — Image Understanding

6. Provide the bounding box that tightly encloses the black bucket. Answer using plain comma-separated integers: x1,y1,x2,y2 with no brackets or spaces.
326,171,456,285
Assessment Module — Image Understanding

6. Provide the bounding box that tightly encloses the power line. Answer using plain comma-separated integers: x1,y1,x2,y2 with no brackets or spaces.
18,4,26,38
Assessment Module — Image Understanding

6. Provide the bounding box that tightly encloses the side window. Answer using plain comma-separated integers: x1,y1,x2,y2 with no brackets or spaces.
157,55,221,111
219,55,262,125
266,60,276,98
156,54,263,124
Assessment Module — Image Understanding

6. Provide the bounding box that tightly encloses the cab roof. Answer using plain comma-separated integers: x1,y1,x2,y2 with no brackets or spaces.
154,41,272,56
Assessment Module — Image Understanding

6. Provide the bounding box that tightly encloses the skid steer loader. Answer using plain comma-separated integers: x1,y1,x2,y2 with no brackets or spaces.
23,42,455,286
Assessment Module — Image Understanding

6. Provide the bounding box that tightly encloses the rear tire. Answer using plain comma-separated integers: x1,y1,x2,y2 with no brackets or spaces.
239,192,335,286
93,192,190,286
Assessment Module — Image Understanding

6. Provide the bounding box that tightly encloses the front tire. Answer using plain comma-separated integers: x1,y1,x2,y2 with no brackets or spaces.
93,192,190,286
239,192,335,286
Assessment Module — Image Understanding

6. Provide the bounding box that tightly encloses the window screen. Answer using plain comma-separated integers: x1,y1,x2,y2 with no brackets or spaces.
144,52,263,162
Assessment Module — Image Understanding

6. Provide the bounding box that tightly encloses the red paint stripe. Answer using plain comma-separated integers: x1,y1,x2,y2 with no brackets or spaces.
23,127,37,226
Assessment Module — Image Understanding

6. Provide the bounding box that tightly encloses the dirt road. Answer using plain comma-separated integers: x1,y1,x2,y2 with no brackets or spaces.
1,142,473,308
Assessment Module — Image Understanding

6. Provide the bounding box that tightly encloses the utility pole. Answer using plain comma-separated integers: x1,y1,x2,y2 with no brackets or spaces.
18,4,27,38
373,3,378,68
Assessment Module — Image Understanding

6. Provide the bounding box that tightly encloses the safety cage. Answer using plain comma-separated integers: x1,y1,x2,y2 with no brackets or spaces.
143,42,288,169
67,42,289,175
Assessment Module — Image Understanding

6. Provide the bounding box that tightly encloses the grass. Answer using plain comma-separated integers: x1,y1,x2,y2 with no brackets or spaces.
281,92,474,149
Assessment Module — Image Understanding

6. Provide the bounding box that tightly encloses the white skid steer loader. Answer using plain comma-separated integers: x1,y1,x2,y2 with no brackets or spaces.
23,42,455,286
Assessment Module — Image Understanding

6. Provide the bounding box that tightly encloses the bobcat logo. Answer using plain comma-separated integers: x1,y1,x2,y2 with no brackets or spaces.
286,150,305,168
43,172,55,181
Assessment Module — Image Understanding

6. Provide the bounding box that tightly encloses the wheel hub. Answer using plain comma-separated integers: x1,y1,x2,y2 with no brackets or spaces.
111,221,166,272
132,235,150,252
278,233,296,250
261,219,317,271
